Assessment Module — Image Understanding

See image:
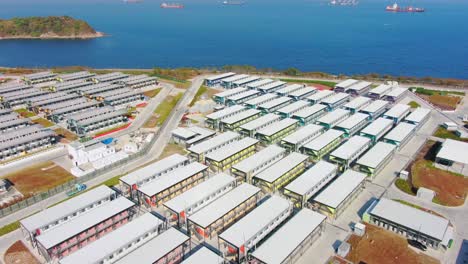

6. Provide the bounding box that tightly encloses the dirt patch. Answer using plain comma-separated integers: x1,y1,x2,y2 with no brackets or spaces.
32,117,54,127
54,127,78,142
419,94,461,110
312,83,333,90
2,161,75,196
4,240,39,264
346,224,439,264
160,143,188,159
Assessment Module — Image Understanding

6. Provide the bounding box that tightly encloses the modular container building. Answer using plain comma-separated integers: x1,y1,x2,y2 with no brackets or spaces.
359,117,394,143
306,90,334,104
49,100,101,123
213,87,248,104
246,78,275,90
252,152,308,193
51,80,94,93
367,84,393,99
320,92,350,110
250,209,326,264
30,93,81,113
0,125,57,160
404,107,431,128
345,81,372,96
219,196,293,263
57,71,95,82
231,145,286,183
257,81,286,94
302,129,345,160
187,183,261,242
291,104,327,126
164,173,236,228
171,126,216,148
333,79,359,93
382,122,417,149
244,93,278,109
205,137,259,172
355,142,396,178
226,90,261,106
205,72,236,87
284,160,338,208
138,162,208,208
121,74,158,89
239,113,282,137
0,116,30,133
257,97,293,114
312,169,366,219
2,89,49,108
256,118,299,144
288,86,317,101
92,72,129,83
231,76,261,88
342,96,372,113
66,107,128,137
98,88,144,106
221,74,250,89
328,135,372,170
58,213,164,264
219,109,261,132
181,247,224,264
435,139,468,176
359,99,389,120
0,83,33,95
383,87,407,103
334,112,370,137
22,71,57,84
205,105,246,129
276,100,310,118
188,131,241,162
275,84,304,96
315,109,351,129
382,103,411,124
280,124,324,152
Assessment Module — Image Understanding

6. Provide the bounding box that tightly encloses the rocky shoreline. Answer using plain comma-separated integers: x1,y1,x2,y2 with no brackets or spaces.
0,31,105,40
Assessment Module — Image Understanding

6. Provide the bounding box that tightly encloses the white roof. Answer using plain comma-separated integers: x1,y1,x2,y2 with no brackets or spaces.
307,90,333,101
285,160,337,196
317,109,350,125
139,162,207,197
313,169,366,208
386,87,407,97
186,126,216,145
405,108,431,123
164,173,236,213
227,89,260,101
361,100,388,114
189,183,261,228
116,228,189,264
370,198,449,240
219,196,291,247
303,129,344,151
207,105,246,120
220,109,260,125
120,154,188,185
232,76,260,86
369,84,393,95
281,124,324,145
276,100,309,115
247,78,274,88
360,118,393,137
335,79,358,88
383,104,410,119
244,93,278,106
336,113,369,130
206,137,259,162
384,122,416,142
254,152,308,183
232,145,286,173
205,72,235,81
222,74,249,83
258,97,292,110
213,87,247,98
356,142,396,168
59,213,163,264
343,96,371,110
289,86,317,97
258,81,286,92
330,136,371,160
36,197,134,249
20,186,115,233
172,127,198,139
321,92,350,105
181,247,223,264
292,104,327,119
240,113,281,131
188,131,240,154
436,139,468,165
250,209,326,264
257,118,298,137
347,81,372,91
276,84,303,94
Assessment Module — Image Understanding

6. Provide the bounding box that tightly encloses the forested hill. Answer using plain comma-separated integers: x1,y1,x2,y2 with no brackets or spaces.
0,16,102,39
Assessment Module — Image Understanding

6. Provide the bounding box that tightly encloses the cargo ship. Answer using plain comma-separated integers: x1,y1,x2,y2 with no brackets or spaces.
386,3,424,12
222,0,245,5
160,2,184,8
330,0,359,6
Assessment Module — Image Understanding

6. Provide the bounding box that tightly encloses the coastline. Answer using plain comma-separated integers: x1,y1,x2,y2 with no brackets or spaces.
0,31,105,40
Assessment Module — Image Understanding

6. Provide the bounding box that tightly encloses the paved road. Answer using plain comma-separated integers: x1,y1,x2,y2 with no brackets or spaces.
0,76,205,227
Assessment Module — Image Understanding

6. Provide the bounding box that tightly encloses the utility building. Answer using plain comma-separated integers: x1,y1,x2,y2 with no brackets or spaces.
383,103,411,124
359,117,394,143
320,92,350,110
244,93,278,109
284,160,338,208
219,109,261,132
306,90,334,104
435,139,468,176
239,113,282,137
256,118,298,144
342,96,372,113
252,152,308,193
219,196,292,263
334,79,359,93
188,183,261,242
302,129,345,161
359,99,389,120
231,145,286,183
382,122,417,149
355,142,396,178
276,100,310,118
291,104,327,126
188,131,241,162
312,169,366,219
335,112,370,137
205,137,259,172
328,135,372,170
280,124,324,152
205,105,246,129
316,109,351,129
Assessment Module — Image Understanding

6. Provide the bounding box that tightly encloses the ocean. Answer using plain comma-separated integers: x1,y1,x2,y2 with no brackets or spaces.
0,0,467,79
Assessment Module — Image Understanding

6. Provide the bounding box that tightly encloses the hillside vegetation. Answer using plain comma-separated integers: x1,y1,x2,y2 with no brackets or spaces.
0,16,101,39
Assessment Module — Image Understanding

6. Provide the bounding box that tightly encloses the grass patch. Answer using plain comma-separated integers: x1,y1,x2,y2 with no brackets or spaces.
143,88,162,98
279,78,337,88
412,87,463,110
32,117,54,127
189,85,208,106
1,161,75,196
433,127,468,142
160,143,188,159
14,108,35,118
412,87,465,96
94,123,130,137
395,178,416,196
408,101,420,108
152,93,183,126
0,221,20,237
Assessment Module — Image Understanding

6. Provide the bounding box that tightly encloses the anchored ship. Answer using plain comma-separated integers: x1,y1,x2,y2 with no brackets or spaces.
160,2,184,8
386,2,425,12
330,0,359,6
222,0,245,5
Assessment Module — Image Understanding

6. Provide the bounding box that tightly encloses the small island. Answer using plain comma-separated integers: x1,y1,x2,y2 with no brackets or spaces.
0,16,104,40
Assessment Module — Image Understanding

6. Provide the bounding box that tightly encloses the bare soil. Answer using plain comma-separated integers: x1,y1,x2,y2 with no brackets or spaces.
4,241,39,264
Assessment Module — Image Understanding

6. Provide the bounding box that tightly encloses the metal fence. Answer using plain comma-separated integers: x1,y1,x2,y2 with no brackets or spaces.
0,87,189,218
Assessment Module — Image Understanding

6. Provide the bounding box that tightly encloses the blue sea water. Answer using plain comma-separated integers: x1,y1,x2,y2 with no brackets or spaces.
0,0,467,78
